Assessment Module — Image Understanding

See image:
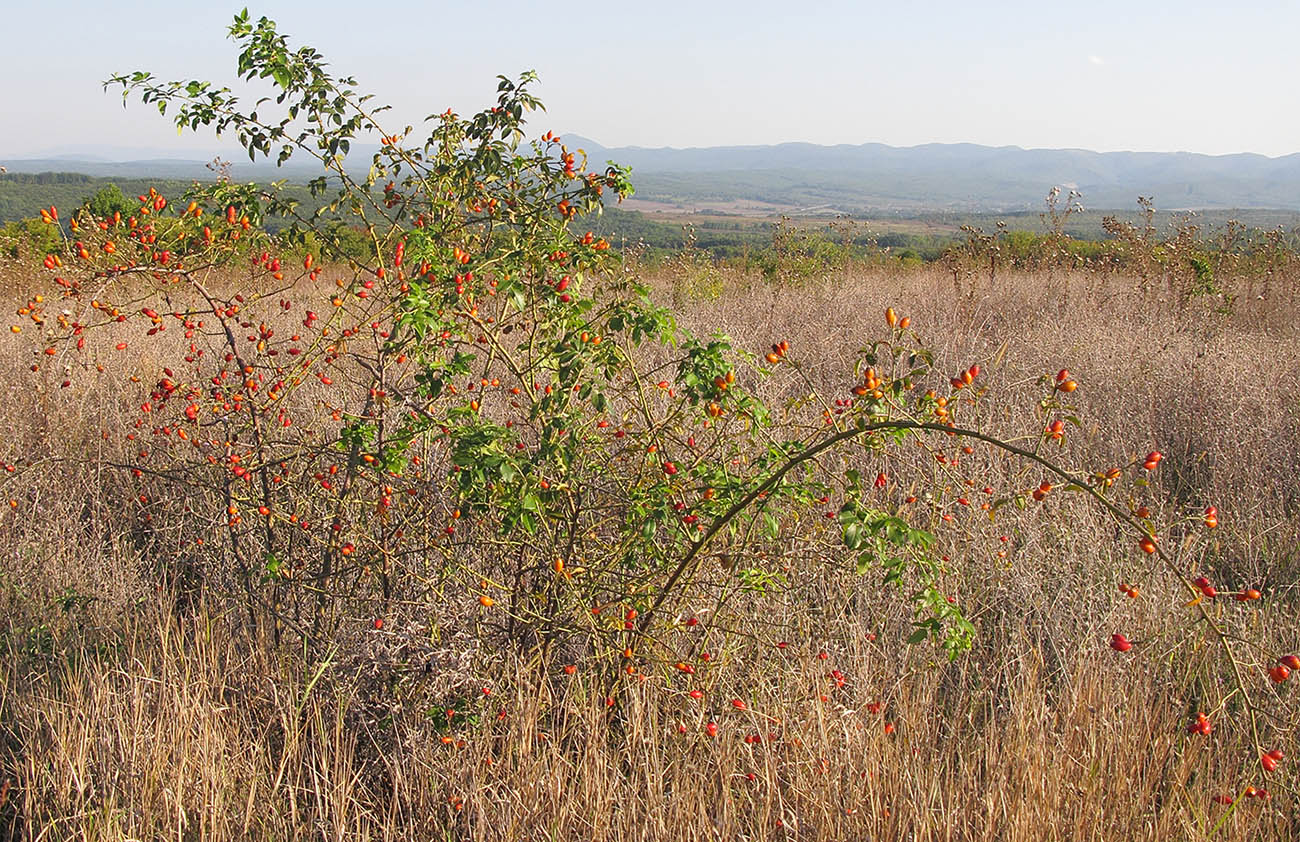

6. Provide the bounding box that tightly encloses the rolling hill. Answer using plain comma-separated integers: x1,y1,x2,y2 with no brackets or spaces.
564,137,1300,213
4,137,1300,215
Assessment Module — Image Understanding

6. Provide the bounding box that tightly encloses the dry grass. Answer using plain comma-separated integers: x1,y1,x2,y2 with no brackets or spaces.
0,259,1297,841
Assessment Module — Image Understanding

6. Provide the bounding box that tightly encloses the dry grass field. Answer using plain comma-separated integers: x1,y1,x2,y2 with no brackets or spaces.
1,257,1298,841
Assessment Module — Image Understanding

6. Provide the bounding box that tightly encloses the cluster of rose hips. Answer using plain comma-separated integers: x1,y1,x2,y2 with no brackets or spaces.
1214,787,1271,805
1187,574,1262,603
1192,576,1218,599
1187,711,1213,736
1269,654,1300,684
884,307,911,330
950,364,980,390
764,340,790,365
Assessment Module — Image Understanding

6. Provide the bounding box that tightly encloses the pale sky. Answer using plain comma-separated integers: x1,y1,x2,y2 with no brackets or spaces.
2,0,1298,159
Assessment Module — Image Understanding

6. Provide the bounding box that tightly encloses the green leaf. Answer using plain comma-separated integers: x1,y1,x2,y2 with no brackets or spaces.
843,520,864,550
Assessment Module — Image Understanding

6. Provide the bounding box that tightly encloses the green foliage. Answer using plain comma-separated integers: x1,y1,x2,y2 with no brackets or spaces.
0,216,63,259
0,174,182,225
753,216,854,284
664,226,726,304
85,184,134,219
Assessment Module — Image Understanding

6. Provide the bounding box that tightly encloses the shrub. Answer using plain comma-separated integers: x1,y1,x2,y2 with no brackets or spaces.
0,215,63,260
84,184,134,220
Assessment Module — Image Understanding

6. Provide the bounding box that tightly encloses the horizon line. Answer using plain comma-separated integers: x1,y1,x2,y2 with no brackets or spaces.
4,136,1300,165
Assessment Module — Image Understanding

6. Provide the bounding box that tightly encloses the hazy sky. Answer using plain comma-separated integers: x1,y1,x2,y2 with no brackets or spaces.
3,0,1298,159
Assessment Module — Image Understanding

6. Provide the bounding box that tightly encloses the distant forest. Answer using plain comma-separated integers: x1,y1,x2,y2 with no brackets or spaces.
4,171,1299,264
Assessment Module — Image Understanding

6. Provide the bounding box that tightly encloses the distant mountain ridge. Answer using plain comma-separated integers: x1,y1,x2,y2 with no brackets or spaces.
0,157,292,182
5,137,1300,213
564,136,1300,213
